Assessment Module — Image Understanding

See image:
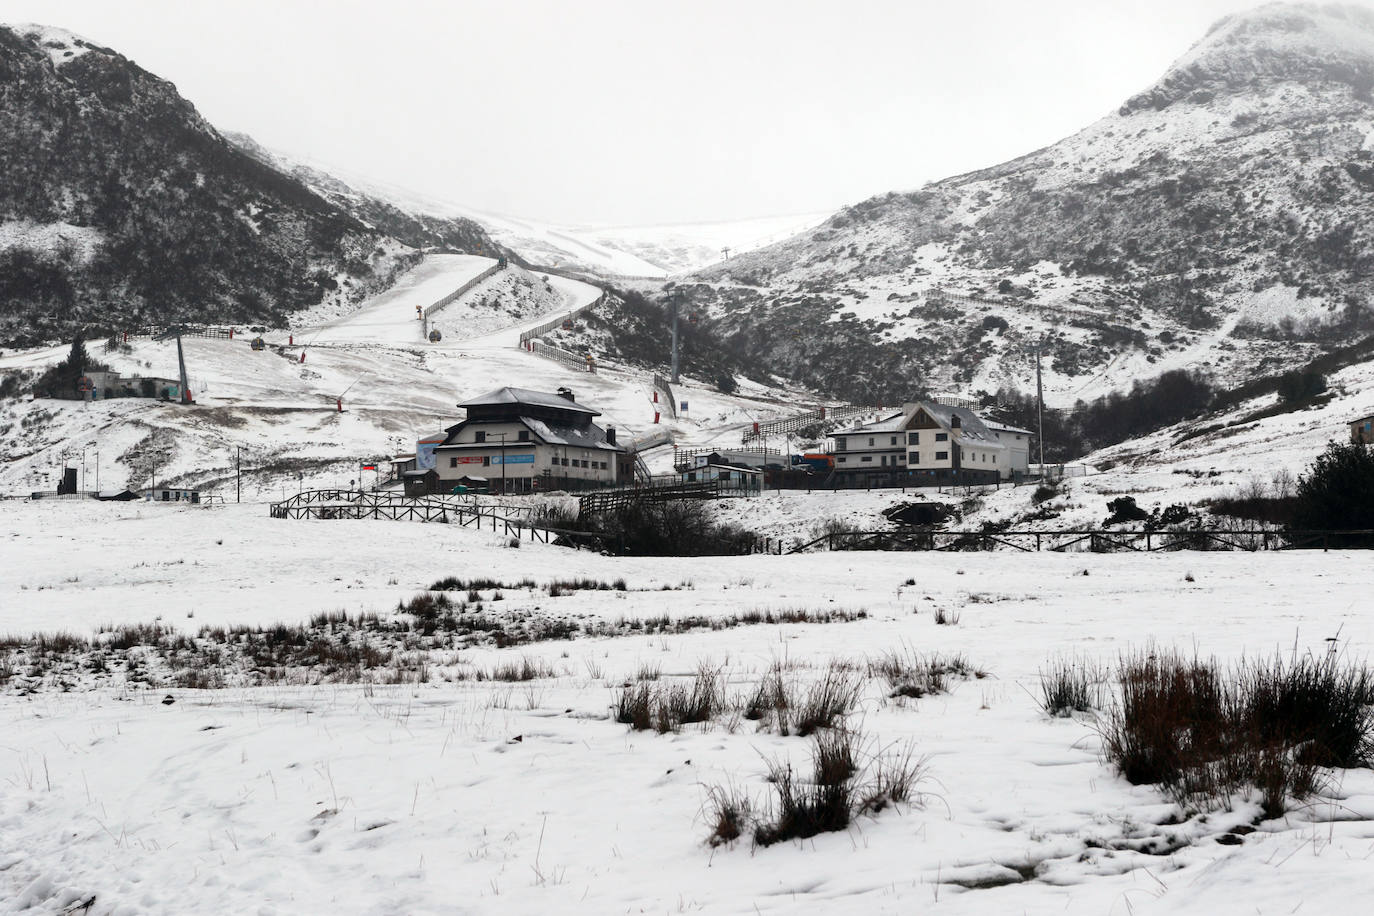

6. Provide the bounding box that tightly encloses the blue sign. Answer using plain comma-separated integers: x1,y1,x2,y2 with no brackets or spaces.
680,401,688,411
491,454,535,465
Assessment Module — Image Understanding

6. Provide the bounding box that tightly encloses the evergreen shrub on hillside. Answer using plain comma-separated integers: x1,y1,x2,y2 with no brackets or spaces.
1290,441,1374,543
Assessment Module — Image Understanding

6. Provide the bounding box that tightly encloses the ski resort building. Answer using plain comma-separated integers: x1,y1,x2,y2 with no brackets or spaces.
433,387,623,494
832,401,1031,485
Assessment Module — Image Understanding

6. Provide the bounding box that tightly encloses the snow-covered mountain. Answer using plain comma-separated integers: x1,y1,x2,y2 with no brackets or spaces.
265,163,827,278
652,2,1374,407
0,24,500,347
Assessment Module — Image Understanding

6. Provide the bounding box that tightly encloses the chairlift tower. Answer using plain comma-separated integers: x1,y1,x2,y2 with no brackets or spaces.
152,325,195,405
670,292,681,385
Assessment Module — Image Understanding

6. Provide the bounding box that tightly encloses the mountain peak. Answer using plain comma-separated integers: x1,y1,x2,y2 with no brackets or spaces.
3,23,111,68
1120,2,1374,114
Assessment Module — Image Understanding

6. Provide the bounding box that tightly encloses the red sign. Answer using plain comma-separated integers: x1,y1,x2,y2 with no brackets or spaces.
360,464,377,471
456,456,484,465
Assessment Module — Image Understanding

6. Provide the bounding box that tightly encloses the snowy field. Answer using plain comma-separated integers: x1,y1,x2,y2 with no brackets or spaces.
3,500,1374,914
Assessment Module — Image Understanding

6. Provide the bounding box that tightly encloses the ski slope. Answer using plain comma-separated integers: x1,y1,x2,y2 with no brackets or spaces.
303,254,495,345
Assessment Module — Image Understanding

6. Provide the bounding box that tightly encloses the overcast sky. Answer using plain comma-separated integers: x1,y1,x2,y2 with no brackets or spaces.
3,0,1364,225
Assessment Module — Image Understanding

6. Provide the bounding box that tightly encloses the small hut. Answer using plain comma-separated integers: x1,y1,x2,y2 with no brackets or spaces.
402,468,439,497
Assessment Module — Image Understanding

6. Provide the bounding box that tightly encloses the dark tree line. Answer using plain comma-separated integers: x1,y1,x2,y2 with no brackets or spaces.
985,369,1217,462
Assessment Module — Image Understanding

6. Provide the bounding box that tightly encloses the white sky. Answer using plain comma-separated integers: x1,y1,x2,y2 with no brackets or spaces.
3,0,1369,226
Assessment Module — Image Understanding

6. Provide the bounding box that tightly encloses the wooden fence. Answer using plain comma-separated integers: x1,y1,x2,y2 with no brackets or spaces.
516,292,606,347
422,262,504,333
741,404,874,444
529,341,593,371
268,490,604,549
578,477,759,515
781,527,1374,554
652,373,678,419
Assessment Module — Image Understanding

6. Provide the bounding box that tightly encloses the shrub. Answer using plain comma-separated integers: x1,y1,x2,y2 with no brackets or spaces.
744,662,861,736
1038,655,1102,716
1104,495,1150,525
792,666,863,736
1276,369,1327,404
870,649,983,699
744,729,926,847
592,501,759,557
753,731,856,846
1101,648,1374,815
488,656,557,681
1289,441,1374,544
705,785,752,847
615,665,727,733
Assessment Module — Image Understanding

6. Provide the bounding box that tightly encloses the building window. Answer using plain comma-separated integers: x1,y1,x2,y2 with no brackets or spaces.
909,452,919,464
836,440,847,452
861,456,872,463
838,456,847,463
517,430,529,442
936,451,948,461
483,456,490,466
450,457,457,468
890,436,897,445
561,458,569,466
868,437,874,447
935,432,948,442
881,455,887,466
908,432,919,444
475,431,486,443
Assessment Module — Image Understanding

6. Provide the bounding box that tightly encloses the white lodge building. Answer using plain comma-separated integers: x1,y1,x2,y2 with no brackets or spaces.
434,387,625,494
832,401,1031,484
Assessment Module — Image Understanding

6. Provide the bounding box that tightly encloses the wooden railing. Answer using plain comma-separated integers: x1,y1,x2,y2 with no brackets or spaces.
516,292,606,347
652,373,677,419
782,527,1374,554
741,404,874,443
422,261,504,331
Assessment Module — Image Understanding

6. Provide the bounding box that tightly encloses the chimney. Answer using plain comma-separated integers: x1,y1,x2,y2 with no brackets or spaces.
556,387,575,402
606,426,617,445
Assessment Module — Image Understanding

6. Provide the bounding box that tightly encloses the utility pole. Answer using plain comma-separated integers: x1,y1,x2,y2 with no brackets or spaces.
94,450,99,493
670,293,681,385
1035,339,1046,476
494,432,508,495
236,446,243,504
81,445,89,494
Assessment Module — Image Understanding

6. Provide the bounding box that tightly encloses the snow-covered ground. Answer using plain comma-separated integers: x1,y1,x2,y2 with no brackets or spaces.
3,500,1374,914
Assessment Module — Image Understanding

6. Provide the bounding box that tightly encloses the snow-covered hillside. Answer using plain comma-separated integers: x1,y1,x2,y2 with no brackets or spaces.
0,255,823,497
655,3,1374,407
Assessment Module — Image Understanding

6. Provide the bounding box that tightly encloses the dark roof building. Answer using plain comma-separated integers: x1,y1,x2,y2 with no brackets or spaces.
435,387,622,493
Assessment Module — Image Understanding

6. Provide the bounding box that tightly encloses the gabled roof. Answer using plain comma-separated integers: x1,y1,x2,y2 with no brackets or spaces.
436,416,623,452
835,411,906,435
836,402,1010,449
523,417,624,452
458,387,599,416
915,402,1003,447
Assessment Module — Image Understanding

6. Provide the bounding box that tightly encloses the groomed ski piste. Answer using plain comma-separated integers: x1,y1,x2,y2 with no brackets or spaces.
4,255,1374,914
